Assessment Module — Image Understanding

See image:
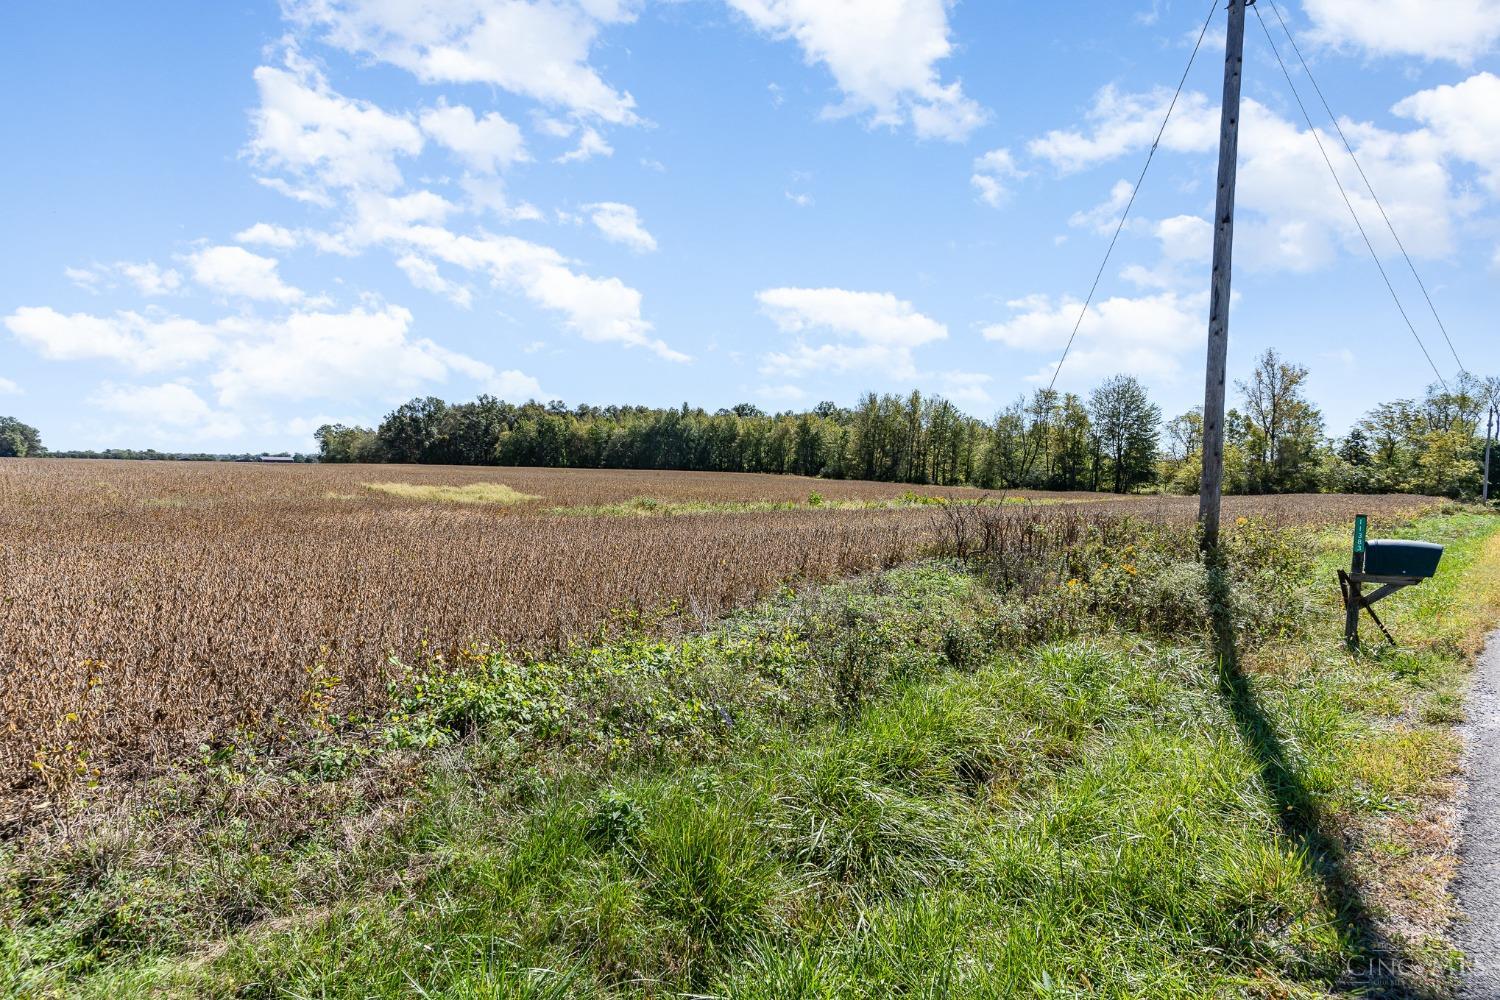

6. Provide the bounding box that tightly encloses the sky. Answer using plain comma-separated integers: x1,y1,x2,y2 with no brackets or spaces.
2,0,1498,453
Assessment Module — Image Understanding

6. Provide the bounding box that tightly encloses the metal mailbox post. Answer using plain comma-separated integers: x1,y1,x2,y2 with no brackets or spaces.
1338,514,1444,648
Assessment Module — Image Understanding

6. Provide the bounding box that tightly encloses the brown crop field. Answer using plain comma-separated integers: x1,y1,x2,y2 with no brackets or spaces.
0,458,1441,801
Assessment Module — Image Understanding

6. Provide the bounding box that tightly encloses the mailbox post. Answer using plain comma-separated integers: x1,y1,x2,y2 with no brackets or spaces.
1344,514,1367,645
1338,514,1444,649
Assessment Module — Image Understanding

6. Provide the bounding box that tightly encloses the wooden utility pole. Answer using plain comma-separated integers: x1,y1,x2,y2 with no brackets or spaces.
1199,0,1250,549
1484,404,1495,503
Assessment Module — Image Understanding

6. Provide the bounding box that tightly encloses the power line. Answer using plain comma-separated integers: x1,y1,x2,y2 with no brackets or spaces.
1038,0,1220,397
1251,3,1449,392
1262,0,1466,377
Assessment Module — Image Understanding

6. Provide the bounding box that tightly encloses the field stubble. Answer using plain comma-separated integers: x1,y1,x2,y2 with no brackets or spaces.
0,458,1438,801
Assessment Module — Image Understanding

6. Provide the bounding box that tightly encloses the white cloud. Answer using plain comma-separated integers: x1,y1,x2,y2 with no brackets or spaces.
584,201,657,252
1035,85,1469,272
27,301,545,425
284,0,641,124
210,304,502,405
1068,179,1134,234
117,261,183,297
235,222,303,249
785,190,814,208
556,126,613,163
248,51,424,195
65,267,103,292
934,370,992,407
5,307,222,372
369,224,687,360
1303,0,1500,64
1234,98,1461,270
1154,214,1213,264
420,101,528,173
488,368,545,400
92,382,245,440
983,290,1207,382
62,261,182,296
396,254,474,307
289,182,680,361
972,147,1024,208
757,287,947,379
1393,72,1500,194
460,175,543,221
0,376,20,395
537,116,577,139
1028,84,1218,173
342,190,460,247
1122,214,1212,288
187,245,305,303
725,0,986,140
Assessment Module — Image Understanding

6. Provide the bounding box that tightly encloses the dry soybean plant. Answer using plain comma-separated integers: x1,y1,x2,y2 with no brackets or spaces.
0,458,1439,803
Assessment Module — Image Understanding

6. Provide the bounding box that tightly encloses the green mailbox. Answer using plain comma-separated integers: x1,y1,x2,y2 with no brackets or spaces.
1362,540,1444,580
1339,516,1445,648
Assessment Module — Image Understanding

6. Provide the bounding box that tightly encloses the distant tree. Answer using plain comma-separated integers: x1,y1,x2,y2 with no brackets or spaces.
315,424,381,463
1049,394,1093,491
1351,376,1495,498
1164,408,1203,461
0,416,43,457
1236,349,1324,493
979,391,1053,489
1159,408,1204,494
1088,376,1160,494
1337,428,1373,467
377,397,448,464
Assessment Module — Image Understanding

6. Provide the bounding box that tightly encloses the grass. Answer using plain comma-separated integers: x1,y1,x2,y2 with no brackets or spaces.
3,510,1497,998
546,491,1095,518
361,481,542,505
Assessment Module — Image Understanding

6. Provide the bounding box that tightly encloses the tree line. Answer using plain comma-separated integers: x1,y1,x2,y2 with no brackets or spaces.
316,349,1498,500
313,372,1166,494
5,348,1493,499
0,417,315,462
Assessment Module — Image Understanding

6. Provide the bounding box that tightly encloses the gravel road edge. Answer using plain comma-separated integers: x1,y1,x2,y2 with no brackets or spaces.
1459,629,1500,999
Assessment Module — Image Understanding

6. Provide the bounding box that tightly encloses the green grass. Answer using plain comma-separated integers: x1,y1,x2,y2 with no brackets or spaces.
362,481,542,505
4,511,1497,998
546,491,1090,518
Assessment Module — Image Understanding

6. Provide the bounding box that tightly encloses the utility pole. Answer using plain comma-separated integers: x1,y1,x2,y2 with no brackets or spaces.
1199,0,1250,549
1484,403,1495,504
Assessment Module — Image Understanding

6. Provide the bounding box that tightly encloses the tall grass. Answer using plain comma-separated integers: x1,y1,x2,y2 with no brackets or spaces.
361,481,541,504
12,510,1492,996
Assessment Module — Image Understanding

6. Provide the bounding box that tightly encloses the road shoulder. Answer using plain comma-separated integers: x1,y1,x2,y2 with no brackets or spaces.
1459,629,1500,998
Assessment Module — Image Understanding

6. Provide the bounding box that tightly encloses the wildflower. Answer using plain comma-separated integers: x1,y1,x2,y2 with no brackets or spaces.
1236,516,1249,527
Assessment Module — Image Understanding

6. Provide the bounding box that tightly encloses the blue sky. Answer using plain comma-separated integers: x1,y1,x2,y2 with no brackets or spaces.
2,0,1498,452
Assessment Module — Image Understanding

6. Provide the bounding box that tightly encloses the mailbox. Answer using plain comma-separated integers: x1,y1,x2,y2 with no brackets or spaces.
1363,540,1444,580
1340,516,1446,648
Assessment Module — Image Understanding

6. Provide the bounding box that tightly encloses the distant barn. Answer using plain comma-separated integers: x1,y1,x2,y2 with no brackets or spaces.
258,455,296,464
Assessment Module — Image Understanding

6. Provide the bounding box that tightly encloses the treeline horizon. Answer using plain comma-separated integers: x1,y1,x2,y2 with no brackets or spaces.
5,351,1495,499
313,351,1498,500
